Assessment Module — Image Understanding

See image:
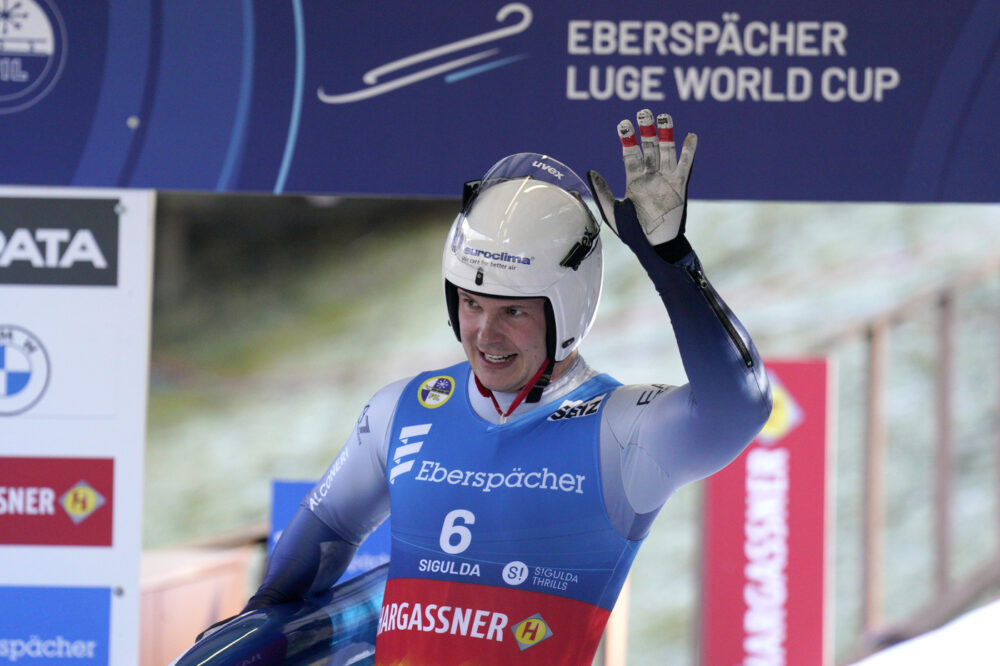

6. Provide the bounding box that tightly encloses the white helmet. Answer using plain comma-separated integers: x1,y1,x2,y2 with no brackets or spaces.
443,153,603,362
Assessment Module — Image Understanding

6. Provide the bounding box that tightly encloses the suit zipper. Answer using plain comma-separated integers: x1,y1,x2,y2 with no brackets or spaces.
688,265,754,368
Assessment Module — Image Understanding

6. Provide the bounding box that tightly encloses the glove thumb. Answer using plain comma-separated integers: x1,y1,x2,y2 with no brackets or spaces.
586,170,619,237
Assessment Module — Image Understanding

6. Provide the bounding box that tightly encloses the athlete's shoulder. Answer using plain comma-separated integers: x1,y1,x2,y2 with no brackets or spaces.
609,383,677,407
370,376,412,410
349,376,414,461
369,361,469,422
388,361,469,414
603,383,682,443
407,361,470,388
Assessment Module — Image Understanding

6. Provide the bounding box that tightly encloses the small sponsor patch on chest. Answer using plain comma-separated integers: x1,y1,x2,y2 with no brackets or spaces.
547,393,606,421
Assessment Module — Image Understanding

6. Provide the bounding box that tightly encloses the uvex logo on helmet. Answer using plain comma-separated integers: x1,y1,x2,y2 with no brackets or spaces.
531,161,564,180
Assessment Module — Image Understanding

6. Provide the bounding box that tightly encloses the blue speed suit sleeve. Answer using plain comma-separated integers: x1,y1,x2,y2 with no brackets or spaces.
614,198,772,494
243,507,358,611
240,378,399,611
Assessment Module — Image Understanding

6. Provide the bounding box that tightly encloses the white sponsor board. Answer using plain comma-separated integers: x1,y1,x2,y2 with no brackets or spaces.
0,186,155,665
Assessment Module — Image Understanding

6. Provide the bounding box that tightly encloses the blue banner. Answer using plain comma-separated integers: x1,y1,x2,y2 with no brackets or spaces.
0,586,111,664
0,0,997,202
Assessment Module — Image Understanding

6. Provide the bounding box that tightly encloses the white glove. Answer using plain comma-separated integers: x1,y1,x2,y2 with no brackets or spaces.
589,109,697,246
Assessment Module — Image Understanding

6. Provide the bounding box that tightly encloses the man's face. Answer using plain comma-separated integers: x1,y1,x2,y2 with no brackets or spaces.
457,289,549,393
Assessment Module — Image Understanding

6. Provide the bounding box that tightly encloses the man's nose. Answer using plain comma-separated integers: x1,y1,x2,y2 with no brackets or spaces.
477,312,506,345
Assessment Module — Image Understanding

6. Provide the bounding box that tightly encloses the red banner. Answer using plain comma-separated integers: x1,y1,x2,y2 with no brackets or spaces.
375,577,609,665
0,456,114,546
700,359,832,666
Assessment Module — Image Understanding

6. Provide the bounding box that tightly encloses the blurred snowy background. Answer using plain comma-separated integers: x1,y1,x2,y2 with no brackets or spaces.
145,194,1000,663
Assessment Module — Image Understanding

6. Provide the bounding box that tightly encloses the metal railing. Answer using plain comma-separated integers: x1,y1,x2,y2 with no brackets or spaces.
812,255,1000,662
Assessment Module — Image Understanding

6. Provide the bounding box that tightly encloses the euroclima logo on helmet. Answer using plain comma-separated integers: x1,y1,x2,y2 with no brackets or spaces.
462,246,532,266
0,0,67,115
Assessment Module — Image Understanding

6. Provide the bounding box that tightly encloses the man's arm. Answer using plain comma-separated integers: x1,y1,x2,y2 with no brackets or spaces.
243,377,407,610
599,249,770,540
591,109,772,539
244,508,359,609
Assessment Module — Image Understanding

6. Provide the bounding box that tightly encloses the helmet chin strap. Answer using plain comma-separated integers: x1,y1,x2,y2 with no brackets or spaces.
474,358,554,424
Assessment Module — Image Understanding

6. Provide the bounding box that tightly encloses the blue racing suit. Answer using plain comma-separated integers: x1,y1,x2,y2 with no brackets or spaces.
248,229,772,664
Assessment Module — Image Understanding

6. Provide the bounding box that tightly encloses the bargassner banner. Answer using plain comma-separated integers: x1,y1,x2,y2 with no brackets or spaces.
0,187,155,666
700,359,834,666
0,0,996,202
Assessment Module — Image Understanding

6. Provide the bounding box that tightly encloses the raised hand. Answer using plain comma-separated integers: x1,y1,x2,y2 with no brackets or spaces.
588,109,697,246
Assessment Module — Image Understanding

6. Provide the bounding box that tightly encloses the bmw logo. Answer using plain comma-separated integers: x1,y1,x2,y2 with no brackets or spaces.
0,325,50,416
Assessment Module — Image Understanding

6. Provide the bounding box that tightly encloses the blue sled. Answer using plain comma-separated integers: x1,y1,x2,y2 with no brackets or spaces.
170,563,388,665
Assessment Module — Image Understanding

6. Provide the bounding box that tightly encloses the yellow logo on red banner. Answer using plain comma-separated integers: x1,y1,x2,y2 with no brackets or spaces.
757,372,802,444
60,481,106,524
512,613,552,650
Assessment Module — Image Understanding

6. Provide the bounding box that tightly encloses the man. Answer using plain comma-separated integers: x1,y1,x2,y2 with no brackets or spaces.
240,109,771,664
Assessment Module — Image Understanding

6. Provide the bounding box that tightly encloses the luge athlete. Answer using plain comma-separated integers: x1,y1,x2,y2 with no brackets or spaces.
232,110,772,664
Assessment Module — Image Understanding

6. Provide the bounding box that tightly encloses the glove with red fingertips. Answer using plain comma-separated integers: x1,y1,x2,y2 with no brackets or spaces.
588,109,697,255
